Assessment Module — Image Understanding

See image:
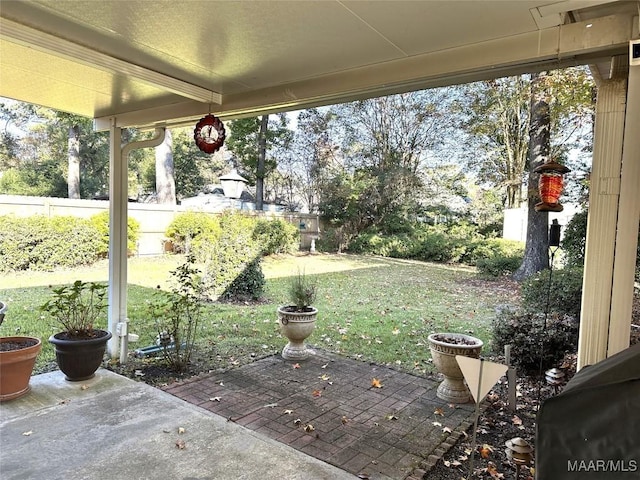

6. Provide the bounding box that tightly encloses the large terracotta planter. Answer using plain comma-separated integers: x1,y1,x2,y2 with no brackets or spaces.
49,329,112,381
0,336,42,402
277,306,317,361
428,333,483,403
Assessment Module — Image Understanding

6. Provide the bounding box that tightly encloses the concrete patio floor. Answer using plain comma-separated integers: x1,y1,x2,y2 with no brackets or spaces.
1,350,475,480
0,368,357,480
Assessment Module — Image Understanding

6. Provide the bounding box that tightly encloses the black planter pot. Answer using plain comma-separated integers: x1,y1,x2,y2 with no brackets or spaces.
49,330,112,381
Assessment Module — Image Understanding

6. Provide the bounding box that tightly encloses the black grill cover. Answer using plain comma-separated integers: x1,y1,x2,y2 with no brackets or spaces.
536,343,640,479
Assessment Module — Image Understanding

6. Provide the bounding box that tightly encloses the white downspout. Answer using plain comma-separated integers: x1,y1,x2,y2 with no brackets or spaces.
108,124,166,363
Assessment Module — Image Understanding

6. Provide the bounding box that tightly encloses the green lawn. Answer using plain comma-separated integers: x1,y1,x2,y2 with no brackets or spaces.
0,254,516,375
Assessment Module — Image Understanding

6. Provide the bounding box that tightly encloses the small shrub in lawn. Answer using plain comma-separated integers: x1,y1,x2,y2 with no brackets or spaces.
477,254,523,277
521,266,584,320
464,238,524,266
252,219,299,255
166,211,220,253
193,211,263,299
492,308,579,373
219,257,265,301
147,255,203,373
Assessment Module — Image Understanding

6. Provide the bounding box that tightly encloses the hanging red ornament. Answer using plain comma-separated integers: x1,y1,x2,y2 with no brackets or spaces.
193,114,226,154
534,160,570,212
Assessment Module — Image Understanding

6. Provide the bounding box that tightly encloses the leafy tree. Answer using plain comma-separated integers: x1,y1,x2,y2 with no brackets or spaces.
225,114,292,208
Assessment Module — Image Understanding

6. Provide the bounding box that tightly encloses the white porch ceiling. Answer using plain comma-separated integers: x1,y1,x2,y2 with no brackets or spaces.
0,0,637,130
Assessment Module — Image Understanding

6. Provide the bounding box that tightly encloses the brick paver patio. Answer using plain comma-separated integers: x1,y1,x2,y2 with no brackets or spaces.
162,349,475,480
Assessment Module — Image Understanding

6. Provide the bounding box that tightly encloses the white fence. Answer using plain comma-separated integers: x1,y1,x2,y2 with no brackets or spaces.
503,203,580,242
0,195,320,256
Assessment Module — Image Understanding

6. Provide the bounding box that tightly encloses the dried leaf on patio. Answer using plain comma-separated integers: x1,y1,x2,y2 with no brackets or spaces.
175,439,186,449
512,415,522,425
319,374,330,381
434,407,445,416
22,431,32,436
283,409,294,415
178,427,186,434
304,423,315,432
312,389,322,397
442,426,452,433
432,421,442,427
209,397,221,402
341,416,349,425
293,363,301,369
371,378,383,388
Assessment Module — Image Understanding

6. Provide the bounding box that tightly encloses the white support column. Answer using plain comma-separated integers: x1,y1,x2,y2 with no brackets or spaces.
609,50,640,357
577,56,630,370
107,126,166,361
108,121,126,359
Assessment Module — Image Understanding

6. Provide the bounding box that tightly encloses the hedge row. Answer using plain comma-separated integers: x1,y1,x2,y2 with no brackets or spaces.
0,213,140,272
344,224,524,275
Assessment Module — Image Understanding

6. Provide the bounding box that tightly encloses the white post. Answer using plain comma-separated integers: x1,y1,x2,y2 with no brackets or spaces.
108,121,126,359
108,125,166,361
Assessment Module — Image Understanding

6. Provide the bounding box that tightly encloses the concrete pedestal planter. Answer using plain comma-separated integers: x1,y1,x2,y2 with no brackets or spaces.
428,333,483,403
277,306,317,361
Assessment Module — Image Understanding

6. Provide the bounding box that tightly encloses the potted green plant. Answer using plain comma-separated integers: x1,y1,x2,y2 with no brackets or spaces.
42,280,112,381
0,301,42,401
277,271,318,361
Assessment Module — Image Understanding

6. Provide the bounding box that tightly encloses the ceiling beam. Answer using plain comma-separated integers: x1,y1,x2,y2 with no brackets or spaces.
0,18,222,105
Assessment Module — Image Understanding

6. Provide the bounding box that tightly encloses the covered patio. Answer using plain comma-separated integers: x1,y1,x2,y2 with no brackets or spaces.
0,0,637,390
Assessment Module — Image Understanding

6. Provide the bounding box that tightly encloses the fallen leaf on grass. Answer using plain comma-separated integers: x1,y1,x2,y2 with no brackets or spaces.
371,378,383,388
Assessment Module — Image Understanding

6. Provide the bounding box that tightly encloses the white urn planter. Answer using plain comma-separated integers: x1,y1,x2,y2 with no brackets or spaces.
277,306,318,361
428,333,483,403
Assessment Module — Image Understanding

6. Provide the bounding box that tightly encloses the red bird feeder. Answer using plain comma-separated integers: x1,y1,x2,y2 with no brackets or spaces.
533,160,570,212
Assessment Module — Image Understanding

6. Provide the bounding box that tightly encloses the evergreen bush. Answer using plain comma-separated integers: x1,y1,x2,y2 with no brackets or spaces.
492,308,579,373
0,215,100,271
90,210,140,256
521,266,584,320
166,211,220,253
253,218,299,255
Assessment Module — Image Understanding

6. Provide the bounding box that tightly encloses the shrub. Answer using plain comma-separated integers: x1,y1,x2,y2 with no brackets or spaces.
464,238,524,266
193,211,264,300
89,210,140,256
0,215,100,271
562,209,588,267
477,255,523,277
253,219,299,255
521,266,584,320
148,255,203,372
492,308,579,373
166,211,220,253
219,257,265,301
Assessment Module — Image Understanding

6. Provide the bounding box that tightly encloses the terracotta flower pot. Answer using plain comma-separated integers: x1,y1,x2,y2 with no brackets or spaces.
428,333,483,403
277,306,317,361
0,336,42,402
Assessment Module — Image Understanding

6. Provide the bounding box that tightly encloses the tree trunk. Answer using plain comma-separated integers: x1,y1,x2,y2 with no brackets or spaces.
67,125,80,199
155,129,176,204
255,115,268,210
513,72,550,281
